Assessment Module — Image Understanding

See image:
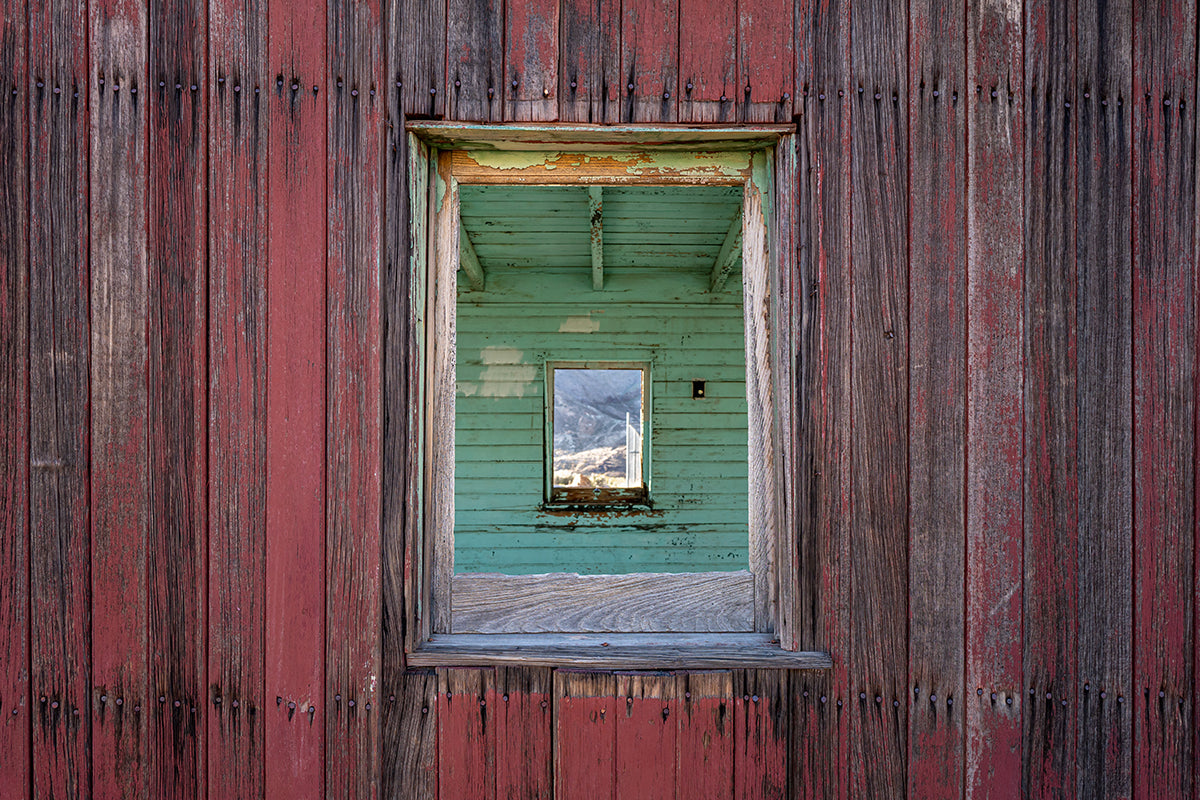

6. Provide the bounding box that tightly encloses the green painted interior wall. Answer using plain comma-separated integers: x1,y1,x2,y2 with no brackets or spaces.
453,184,749,575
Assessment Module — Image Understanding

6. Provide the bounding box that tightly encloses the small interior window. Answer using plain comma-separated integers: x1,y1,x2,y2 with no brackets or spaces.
548,364,647,505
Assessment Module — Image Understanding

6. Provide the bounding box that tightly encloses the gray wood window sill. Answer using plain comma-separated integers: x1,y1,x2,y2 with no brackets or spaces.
407,633,834,670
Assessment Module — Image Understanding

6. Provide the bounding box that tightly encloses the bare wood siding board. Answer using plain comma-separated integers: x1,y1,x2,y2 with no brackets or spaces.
558,0,620,123
447,0,503,121
621,0,678,122
907,0,966,795
504,0,558,121
849,0,909,794
495,666,553,798
1023,0,1081,796
678,0,736,123
382,669,437,800
148,0,208,794
452,572,754,634
393,0,445,117
207,0,268,794
1132,1,1197,796
29,0,91,794
737,0,795,123
0,0,29,791
793,0,852,793
1075,0,1133,795
965,0,1025,794
437,667,496,799
326,0,384,796
265,0,326,795
90,0,151,795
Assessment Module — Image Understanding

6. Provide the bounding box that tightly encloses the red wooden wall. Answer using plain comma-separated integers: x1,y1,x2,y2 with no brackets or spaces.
1,0,1198,797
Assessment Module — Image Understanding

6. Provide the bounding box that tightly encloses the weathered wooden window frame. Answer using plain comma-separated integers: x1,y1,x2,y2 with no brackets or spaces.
403,123,830,670
544,360,651,507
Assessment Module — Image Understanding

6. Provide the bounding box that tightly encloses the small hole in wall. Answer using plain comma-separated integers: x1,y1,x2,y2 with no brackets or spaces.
692,380,706,399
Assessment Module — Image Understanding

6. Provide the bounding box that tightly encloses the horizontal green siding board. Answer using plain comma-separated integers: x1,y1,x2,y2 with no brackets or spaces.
455,252,749,575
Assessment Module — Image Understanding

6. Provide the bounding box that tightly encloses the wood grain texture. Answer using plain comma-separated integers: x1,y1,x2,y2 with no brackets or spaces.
554,671,615,800
410,633,833,670
452,572,754,633
558,0,620,123
405,133,430,647
615,673,676,800
620,0,678,122
393,0,445,116
1132,1,1197,796
28,1,90,795
0,0,29,793
907,0,965,795
382,670,437,800
326,0,384,796
678,0,736,123
504,0,558,121
90,0,150,796
447,0,503,121
1075,6,1133,798
793,0,851,794
965,0,1024,795
438,667,496,799
148,0,207,795
849,0,908,794
737,0,794,123
495,666,552,798
735,670,787,799
1023,0,1079,796
206,0,268,795
265,0,326,796
676,672,734,800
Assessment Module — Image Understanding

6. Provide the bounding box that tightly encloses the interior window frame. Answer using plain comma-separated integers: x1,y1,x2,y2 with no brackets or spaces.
402,123,830,670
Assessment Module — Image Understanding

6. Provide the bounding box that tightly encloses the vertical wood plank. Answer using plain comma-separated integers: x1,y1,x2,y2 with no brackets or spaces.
1023,0,1079,796
0,0,29,793
1132,0,1197,796
620,0,678,122
90,0,150,794
678,0,736,123
265,0,327,795
207,0,268,795
326,0,383,795
965,0,1025,796
558,0,620,123
1075,2,1133,797
446,0,503,121
554,671,615,800
734,670,787,799
495,666,552,799
438,667,496,799
676,672,733,800
907,0,966,795
147,0,207,795
615,673,677,800
504,0,559,121
849,0,908,793
737,0,794,123
793,0,851,795
394,0,446,117
383,670,438,800
28,1,90,796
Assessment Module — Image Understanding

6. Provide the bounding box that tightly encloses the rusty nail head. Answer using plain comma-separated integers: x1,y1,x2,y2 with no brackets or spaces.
72,708,79,715
511,79,519,88
543,87,550,97
820,696,827,703
159,696,166,703
349,700,356,707
1005,697,1013,706
540,700,548,709
100,695,107,703
859,692,866,700
818,93,825,100
502,694,509,702
116,698,124,706
720,95,727,102
39,696,47,703
232,700,239,708
389,695,396,702
134,705,141,712
51,701,59,709
893,700,900,707
684,692,691,699
837,699,843,707
422,706,429,714
336,694,343,701
288,701,296,709
174,700,181,708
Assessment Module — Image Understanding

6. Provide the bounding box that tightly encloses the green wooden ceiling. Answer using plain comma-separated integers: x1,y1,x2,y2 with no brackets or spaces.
458,184,743,275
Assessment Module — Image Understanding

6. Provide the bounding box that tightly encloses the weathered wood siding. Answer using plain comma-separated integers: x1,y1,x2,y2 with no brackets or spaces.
1,0,1197,797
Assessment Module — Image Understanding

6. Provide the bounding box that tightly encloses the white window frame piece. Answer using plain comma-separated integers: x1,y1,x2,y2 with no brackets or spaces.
402,123,830,670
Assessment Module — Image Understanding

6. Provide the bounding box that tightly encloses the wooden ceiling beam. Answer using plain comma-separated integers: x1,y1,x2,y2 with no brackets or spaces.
458,221,486,291
708,212,742,291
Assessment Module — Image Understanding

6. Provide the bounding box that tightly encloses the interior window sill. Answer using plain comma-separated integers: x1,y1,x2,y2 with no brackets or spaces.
407,632,833,670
